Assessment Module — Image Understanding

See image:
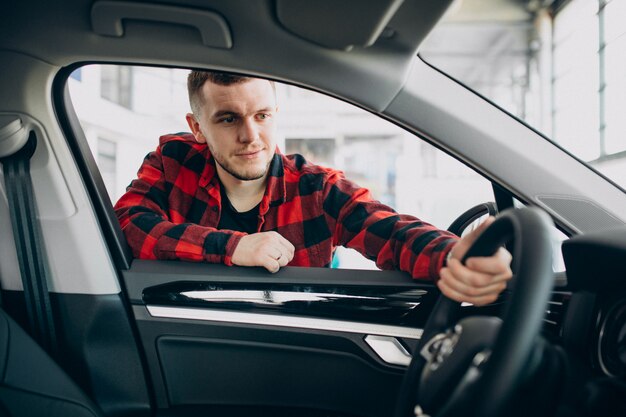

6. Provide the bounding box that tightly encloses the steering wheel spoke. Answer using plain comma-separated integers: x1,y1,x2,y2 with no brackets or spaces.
417,316,502,413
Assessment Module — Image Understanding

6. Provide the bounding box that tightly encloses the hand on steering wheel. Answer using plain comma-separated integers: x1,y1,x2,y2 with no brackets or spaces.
440,217,513,306
395,207,555,417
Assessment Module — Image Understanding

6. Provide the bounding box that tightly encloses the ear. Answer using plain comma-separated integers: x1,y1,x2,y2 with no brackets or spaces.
185,113,207,144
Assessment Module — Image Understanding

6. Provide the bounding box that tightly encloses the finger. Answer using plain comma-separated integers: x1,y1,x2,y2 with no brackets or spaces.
276,253,289,267
464,216,495,242
269,246,283,261
276,236,295,260
449,217,496,260
267,239,291,264
448,258,511,287
440,267,508,297
262,256,281,273
437,277,500,306
465,256,513,276
439,266,508,298
476,215,495,231
273,232,295,252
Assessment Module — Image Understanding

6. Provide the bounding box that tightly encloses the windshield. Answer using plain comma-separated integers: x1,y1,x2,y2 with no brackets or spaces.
420,0,626,189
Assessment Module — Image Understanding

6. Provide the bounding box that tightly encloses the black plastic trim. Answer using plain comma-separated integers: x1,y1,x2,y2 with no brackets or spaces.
144,281,433,328
493,182,514,212
125,260,510,331
127,261,439,328
51,64,132,270
124,260,429,302
3,291,151,417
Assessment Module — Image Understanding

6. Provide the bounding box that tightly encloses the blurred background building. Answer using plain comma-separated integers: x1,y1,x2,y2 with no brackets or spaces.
420,0,626,185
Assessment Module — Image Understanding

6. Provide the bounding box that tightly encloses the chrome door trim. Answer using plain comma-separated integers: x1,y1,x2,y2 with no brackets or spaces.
146,305,423,339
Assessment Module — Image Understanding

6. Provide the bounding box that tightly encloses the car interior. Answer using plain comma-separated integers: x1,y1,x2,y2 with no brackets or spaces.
1,1,625,417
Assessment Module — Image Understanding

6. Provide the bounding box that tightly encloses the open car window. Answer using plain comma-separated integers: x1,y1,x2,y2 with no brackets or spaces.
68,64,493,270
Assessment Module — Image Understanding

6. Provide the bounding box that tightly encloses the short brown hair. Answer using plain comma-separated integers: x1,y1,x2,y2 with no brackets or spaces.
187,70,275,115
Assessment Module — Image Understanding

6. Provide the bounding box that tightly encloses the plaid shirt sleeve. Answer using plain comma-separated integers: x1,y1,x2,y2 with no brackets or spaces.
322,170,459,281
114,146,245,265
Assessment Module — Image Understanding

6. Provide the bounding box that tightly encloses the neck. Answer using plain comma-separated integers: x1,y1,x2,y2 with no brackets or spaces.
216,166,267,212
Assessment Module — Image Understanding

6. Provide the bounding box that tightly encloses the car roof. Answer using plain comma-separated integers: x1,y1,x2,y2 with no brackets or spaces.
0,0,453,111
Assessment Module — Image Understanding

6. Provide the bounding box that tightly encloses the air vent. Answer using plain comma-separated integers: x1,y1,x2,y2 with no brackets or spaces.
543,291,571,339
597,299,626,377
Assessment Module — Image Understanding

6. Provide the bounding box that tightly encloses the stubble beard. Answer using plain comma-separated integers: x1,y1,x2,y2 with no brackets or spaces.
210,144,273,181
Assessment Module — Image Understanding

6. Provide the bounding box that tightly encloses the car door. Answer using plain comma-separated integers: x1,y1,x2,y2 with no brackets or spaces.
122,260,437,417
55,64,501,417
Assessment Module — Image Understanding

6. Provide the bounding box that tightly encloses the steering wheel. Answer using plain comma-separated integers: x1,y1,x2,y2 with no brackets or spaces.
395,207,555,417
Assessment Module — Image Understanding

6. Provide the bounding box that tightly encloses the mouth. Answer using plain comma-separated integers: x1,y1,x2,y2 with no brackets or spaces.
235,149,264,159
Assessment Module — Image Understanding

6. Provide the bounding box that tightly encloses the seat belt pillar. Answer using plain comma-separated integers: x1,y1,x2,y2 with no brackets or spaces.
0,131,57,356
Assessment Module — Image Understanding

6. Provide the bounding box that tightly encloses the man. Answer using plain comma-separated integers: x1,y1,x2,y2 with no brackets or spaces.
115,70,512,306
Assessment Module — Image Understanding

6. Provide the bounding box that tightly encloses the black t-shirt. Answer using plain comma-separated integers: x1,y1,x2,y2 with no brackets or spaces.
217,187,260,234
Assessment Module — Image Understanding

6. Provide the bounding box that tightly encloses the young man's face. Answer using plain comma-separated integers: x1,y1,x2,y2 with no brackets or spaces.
186,78,278,181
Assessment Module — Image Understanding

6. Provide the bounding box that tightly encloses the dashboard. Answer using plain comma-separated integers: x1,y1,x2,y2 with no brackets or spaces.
562,227,626,378
557,228,626,415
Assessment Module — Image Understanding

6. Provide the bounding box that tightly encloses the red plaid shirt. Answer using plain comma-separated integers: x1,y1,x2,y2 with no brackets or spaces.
114,133,459,280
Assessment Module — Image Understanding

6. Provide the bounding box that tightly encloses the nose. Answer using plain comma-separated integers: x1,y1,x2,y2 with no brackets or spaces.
239,117,259,143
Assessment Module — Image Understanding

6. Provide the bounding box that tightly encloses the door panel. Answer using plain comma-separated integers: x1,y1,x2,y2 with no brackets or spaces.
124,260,438,417
2,290,152,417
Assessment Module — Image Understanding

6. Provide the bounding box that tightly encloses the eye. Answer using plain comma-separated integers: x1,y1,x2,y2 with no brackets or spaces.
257,113,269,120
221,115,235,124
